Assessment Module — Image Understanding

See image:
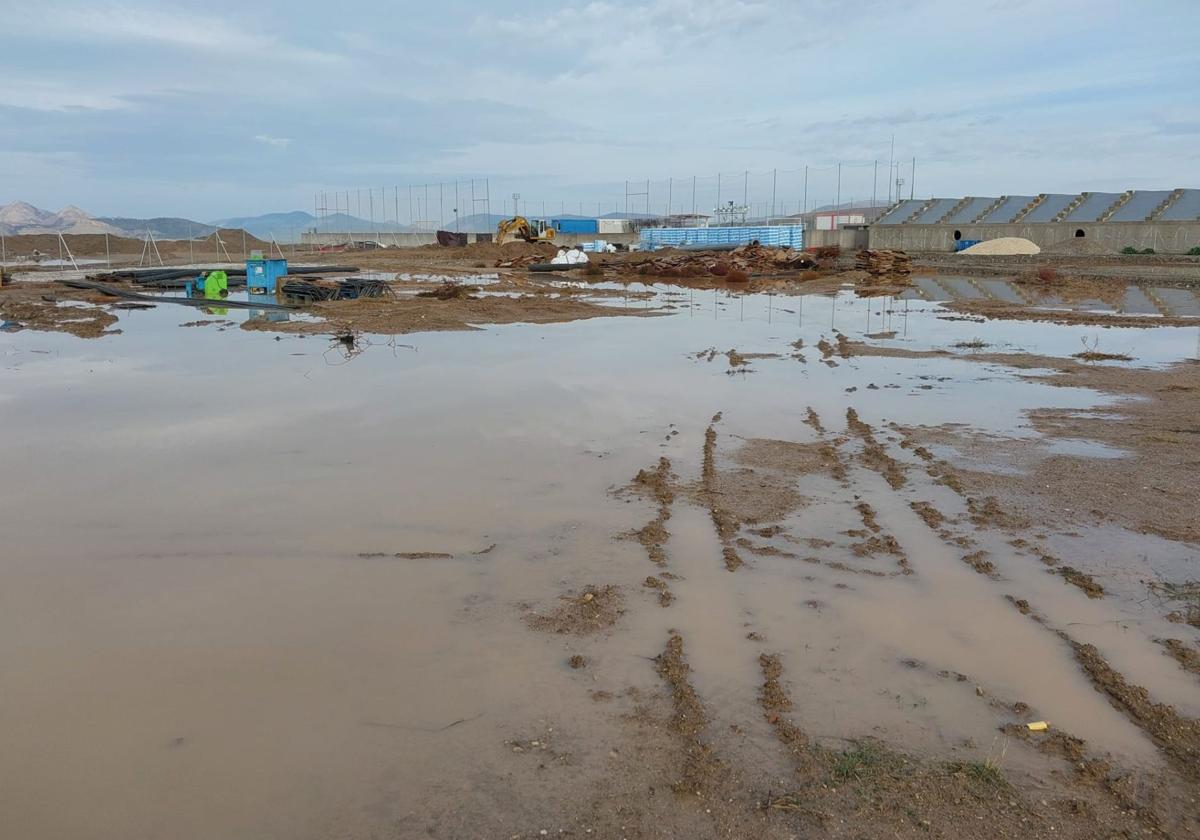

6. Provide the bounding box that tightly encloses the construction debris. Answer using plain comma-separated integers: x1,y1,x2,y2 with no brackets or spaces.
855,250,913,276
635,243,815,279
436,230,468,247
496,254,544,269
415,281,480,300
60,279,295,310
279,278,392,302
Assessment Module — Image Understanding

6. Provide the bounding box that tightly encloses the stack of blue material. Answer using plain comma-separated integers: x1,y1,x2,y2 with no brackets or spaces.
640,225,804,249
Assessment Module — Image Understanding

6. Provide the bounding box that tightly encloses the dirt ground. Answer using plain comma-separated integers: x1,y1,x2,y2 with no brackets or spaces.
4,241,1200,839
5,240,1195,338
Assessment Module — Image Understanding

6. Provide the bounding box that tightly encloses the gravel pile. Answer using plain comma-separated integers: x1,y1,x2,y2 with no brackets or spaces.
959,237,1041,256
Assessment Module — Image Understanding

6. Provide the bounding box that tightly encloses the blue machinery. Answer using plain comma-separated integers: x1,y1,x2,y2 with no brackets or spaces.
185,258,289,295
246,258,288,293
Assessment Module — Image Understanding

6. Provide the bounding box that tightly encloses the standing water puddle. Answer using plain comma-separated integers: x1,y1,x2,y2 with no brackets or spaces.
1,280,1198,839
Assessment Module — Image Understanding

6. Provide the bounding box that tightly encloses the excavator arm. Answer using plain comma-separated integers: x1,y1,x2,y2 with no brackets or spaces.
496,216,532,245
496,216,556,245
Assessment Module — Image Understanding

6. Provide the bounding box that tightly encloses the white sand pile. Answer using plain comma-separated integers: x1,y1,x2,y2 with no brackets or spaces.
958,237,1041,256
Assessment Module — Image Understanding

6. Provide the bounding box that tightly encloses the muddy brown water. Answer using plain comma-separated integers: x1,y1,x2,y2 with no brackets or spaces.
1,280,1198,839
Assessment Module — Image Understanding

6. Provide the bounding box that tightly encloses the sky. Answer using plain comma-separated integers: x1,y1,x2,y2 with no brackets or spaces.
3,0,1199,221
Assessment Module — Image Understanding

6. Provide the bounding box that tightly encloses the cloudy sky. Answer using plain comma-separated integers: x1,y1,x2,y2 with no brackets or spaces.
3,0,1199,220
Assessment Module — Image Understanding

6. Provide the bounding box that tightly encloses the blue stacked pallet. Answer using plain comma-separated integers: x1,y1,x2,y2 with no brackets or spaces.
640,225,803,249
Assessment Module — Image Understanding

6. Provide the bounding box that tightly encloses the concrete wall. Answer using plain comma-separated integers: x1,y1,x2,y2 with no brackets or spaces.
868,221,1200,254
300,231,639,249
805,228,868,251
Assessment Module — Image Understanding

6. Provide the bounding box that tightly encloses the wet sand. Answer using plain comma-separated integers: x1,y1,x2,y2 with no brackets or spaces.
1,273,1199,839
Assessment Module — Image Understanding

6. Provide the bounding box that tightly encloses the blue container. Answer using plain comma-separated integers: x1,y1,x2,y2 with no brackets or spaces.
954,239,982,252
551,218,599,234
246,258,287,293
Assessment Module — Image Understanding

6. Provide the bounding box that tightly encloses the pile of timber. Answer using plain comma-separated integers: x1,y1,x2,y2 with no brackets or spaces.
855,250,912,276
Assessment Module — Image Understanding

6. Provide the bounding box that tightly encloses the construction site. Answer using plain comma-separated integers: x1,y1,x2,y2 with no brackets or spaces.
2,213,1199,840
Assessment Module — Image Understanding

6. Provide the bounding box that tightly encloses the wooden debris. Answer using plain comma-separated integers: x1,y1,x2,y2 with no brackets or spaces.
855,250,913,277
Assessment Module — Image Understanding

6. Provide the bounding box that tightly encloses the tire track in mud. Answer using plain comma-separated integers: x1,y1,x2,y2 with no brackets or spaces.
1158,638,1200,679
830,415,1195,782
701,418,746,571
845,408,907,490
1005,597,1200,782
898,443,1112,602
627,455,677,605
751,645,1194,836
654,632,726,797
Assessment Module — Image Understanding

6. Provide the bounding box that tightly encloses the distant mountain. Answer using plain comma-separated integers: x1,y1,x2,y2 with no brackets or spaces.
808,199,893,213
0,201,57,228
98,216,217,239
450,213,510,234
600,211,662,220
210,210,418,242
0,201,125,236
211,211,316,242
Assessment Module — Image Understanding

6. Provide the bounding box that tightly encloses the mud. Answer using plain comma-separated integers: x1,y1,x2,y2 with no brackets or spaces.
846,408,907,489
1068,639,1200,778
654,633,725,798
1053,566,1105,599
910,500,947,529
6,268,1200,840
1158,638,1200,677
899,359,1200,544
961,549,998,577
525,585,624,635
945,298,1200,327
0,292,119,338
241,292,659,337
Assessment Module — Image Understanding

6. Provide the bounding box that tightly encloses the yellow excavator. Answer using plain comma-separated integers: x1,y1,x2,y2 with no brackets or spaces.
496,216,556,245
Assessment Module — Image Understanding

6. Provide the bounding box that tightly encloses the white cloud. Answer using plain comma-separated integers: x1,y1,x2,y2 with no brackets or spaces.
9,3,341,64
253,135,293,149
0,79,134,112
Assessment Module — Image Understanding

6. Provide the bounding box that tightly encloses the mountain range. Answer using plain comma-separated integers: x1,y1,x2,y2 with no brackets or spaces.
0,202,396,243
1,200,808,243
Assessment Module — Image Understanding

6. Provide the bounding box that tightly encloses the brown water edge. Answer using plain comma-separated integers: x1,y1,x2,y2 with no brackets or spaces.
3,290,1199,838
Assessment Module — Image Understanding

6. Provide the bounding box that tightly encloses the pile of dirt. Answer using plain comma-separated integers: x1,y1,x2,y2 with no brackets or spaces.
959,237,1042,256
634,244,814,280
734,438,836,478
415,281,479,299
0,229,278,265
525,585,624,635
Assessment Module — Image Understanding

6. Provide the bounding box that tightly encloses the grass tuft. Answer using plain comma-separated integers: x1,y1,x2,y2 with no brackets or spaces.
829,739,895,781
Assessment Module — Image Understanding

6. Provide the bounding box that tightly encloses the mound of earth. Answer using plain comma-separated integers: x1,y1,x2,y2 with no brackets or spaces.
959,237,1041,256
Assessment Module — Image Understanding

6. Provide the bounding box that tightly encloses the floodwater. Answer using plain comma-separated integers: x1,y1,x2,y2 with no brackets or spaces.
1,280,1198,839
